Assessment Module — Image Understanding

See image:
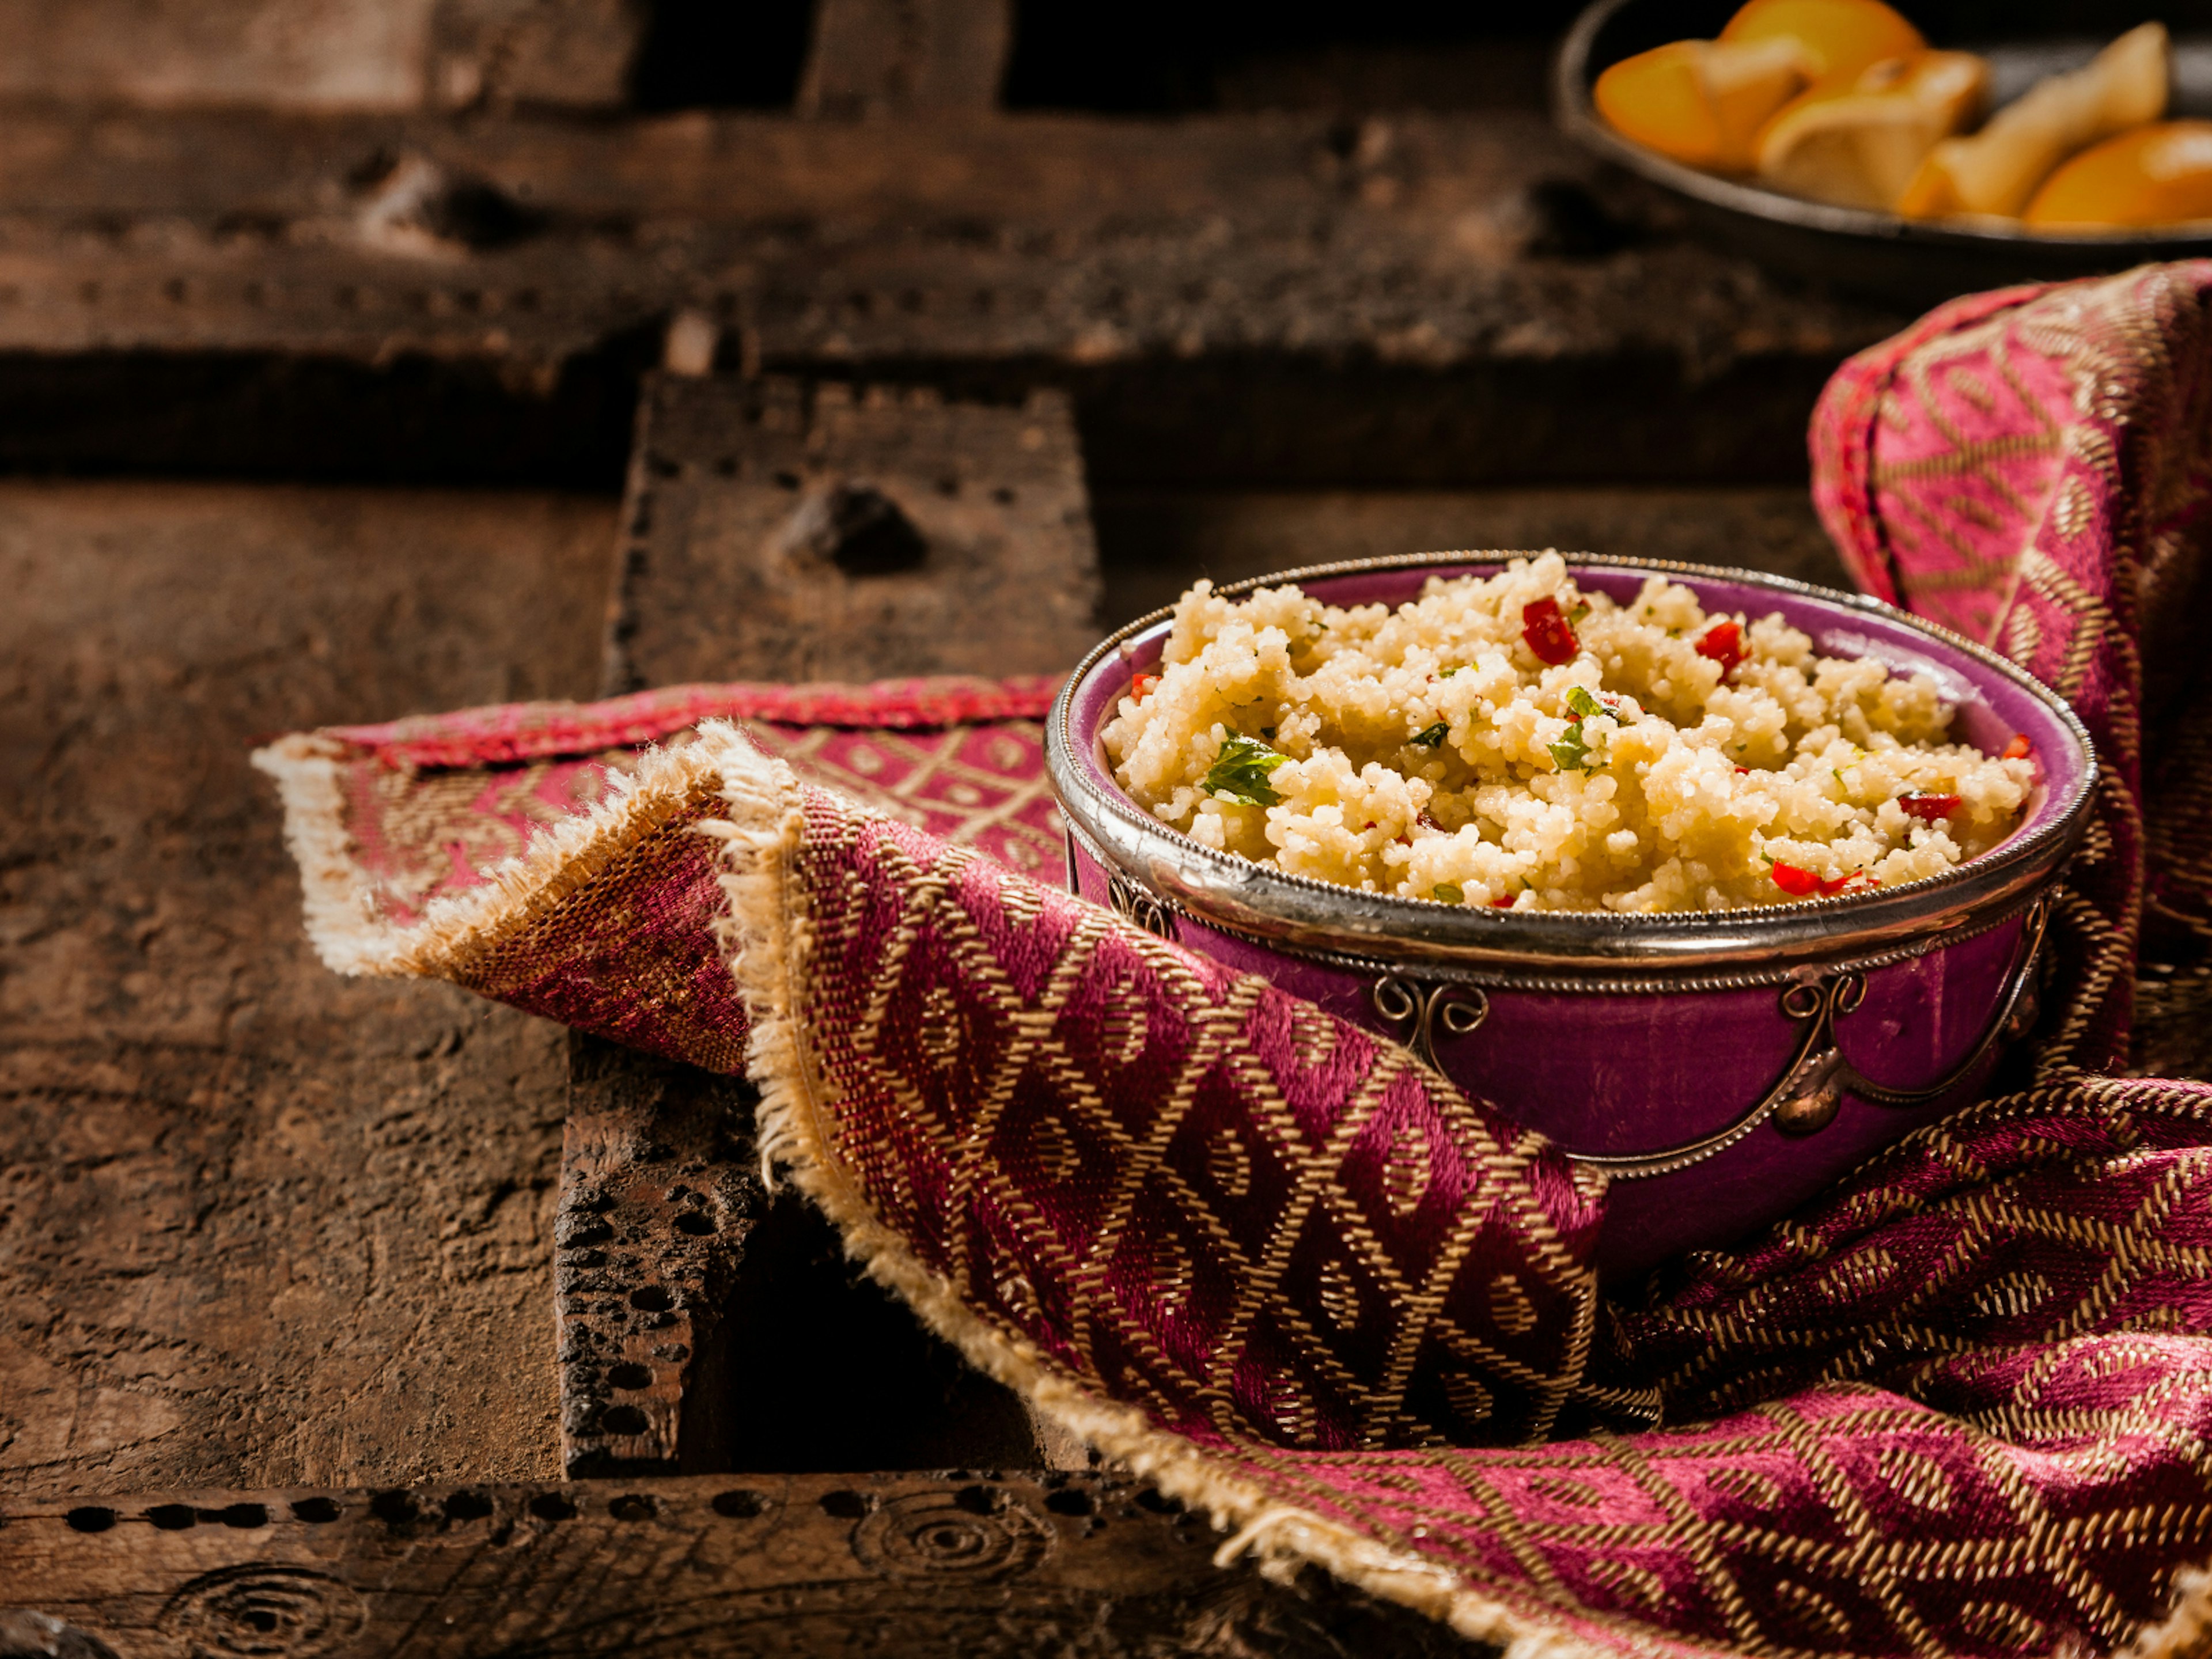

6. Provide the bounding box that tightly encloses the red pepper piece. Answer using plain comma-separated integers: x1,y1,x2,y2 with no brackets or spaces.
1490,893,1517,908
2001,733,2032,761
1695,618,1747,683
1733,766,1749,775
1896,791,1961,822
1770,861,1820,896
1521,597,1580,666
1416,809,1442,831
1131,673,1160,702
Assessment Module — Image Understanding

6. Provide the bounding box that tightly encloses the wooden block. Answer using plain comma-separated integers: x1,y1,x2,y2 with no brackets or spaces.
0,1474,1486,1657
0,107,1895,487
0,482,615,1497
574,370,1102,1476
798,0,1013,118
605,374,1102,688
557,1035,766,1479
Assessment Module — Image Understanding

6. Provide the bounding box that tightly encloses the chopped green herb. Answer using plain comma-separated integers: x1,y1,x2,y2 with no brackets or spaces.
1202,733,1289,807
1564,685,1605,721
1433,882,1464,904
1568,601,1592,625
1438,665,1460,679
1410,721,1449,748
1549,723,1593,772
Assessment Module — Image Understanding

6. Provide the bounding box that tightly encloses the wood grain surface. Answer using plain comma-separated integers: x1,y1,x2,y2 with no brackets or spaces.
606,374,1101,688
0,1472,1486,1658
0,104,1899,486
0,483,614,1497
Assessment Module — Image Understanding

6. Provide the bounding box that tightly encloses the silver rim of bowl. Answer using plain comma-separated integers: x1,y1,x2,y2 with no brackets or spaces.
1046,550,2099,979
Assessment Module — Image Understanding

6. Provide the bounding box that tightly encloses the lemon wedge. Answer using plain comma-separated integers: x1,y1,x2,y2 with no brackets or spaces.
1596,36,1816,173
1754,50,1988,210
1720,0,1927,92
1900,22,2171,219
2027,120,2212,229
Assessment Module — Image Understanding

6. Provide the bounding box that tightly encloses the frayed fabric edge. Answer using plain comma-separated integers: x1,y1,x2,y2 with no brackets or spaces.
695,723,1716,1659
251,734,407,976
2122,1569,2212,1659
252,729,724,983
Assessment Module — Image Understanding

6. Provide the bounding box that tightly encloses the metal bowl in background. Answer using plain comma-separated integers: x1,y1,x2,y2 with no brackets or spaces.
1557,0,2212,307
1046,554,2097,1279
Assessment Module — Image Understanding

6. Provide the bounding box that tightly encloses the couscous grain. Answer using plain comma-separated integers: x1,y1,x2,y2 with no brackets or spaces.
1101,555,2032,912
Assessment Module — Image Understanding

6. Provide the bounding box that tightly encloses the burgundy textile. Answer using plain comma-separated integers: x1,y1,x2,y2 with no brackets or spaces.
259,266,2212,1658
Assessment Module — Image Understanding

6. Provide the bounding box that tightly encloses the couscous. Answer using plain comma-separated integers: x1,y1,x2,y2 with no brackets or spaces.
1101,555,2033,912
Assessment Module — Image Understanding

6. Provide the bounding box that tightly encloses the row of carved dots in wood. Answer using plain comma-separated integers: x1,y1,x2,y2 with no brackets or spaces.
45,1480,1127,1536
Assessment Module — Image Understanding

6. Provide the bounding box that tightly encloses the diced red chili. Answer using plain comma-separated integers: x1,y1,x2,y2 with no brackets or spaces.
1416,809,1442,831
1490,893,1517,908
1131,672,1160,702
1896,791,1961,822
1770,861,1820,896
2001,733,2032,762
1521,597,1580,666
1695,618,1747,683
1734,766,1749,775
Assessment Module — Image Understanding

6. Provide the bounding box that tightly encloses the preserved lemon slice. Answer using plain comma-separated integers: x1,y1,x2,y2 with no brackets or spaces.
1719,0,1926,92
1595,36,1815,172
2025,121,2212,229
1755,51,1988,209
1900,22,2170,218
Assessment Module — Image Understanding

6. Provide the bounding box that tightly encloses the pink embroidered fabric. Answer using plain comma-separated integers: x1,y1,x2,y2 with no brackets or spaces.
262,265,2212,1659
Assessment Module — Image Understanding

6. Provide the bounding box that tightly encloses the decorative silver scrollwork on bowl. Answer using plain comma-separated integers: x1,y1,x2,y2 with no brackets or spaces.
1371,976,1490,1072
1580,891,2052,1179
1106,872,1177,941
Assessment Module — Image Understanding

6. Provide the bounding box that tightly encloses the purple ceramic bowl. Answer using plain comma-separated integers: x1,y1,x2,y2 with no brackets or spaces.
1046,554,2097,1279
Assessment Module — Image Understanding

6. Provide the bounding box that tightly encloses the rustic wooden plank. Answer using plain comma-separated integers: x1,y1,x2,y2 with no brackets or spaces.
606,373,1101,687
0,0,640,113
0,107,1895,486
557,1037,767,1479
0,1474,1487,1657
798,0,1012,118
427,0,642,112
1092,484,1854,626
572,367,1102,1475
0,482,615,1497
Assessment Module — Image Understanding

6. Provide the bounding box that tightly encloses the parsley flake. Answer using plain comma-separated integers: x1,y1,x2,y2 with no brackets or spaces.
1550,723,1593,773
1410,721,1449,748
1202,733,1289,807
1433,882,1464,904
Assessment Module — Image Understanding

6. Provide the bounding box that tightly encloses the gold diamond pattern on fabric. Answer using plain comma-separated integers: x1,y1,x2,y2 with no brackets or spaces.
783,781,1604,1455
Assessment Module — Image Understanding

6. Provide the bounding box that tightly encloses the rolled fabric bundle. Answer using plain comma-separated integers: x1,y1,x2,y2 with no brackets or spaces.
258,264,2212,1658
